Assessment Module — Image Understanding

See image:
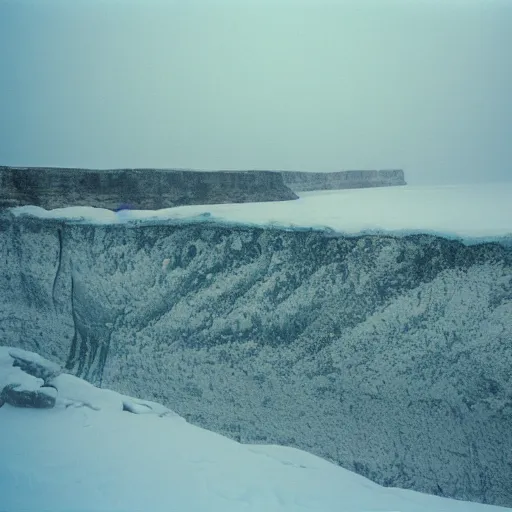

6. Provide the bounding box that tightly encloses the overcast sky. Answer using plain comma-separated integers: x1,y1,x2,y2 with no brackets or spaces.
0,0,511,185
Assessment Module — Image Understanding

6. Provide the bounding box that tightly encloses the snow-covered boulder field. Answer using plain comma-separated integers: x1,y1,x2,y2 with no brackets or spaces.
0,347,175,416
0,346,510,512
1,184,511,507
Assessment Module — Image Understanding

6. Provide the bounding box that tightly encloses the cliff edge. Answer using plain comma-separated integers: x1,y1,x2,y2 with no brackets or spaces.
0,166,298,210
281,169,406,192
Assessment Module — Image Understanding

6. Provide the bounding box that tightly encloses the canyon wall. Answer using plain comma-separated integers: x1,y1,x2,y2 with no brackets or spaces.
0,213,510,507
0,167,407,210
0,166,298,210
281,169,406,192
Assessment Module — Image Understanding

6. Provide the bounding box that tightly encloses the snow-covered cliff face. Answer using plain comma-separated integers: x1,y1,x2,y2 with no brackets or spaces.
1,213,511,507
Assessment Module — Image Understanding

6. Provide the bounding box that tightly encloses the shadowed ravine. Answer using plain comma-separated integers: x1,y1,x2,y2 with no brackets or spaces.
0,213,511,507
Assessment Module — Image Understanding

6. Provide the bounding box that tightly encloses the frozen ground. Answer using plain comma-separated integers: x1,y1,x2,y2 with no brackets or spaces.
0,347,511,512
10,183,512,243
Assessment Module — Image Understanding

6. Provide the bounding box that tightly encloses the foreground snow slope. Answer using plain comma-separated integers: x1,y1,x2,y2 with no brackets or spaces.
0,347,509,512
11,183,512,242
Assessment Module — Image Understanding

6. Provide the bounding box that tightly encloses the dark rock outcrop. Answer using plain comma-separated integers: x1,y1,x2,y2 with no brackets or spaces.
0,166,407,211
0,166,298,210
0,213,511,506
1,383,57,409
281,169,406,192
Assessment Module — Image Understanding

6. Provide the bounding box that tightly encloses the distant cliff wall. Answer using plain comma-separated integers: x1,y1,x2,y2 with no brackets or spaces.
0,167,298,210
0,166,408,210
281,170,406,192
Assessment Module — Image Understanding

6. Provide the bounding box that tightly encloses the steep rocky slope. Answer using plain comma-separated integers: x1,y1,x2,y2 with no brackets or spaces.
281,169,406,191
0,166,297,209
0,166,407,210
0,213,511,506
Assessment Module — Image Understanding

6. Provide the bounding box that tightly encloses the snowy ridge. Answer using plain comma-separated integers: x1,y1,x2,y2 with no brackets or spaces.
0,347,510,512
10,183,512,244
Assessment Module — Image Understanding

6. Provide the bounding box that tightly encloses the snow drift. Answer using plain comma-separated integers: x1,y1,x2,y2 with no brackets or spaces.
0,347,510,512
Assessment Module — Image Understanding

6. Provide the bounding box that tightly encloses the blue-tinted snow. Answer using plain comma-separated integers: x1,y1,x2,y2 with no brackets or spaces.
1,347,510,512
10,183,512,245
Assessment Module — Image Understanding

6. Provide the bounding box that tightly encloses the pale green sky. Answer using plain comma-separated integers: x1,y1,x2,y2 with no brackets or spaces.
0,0,511,184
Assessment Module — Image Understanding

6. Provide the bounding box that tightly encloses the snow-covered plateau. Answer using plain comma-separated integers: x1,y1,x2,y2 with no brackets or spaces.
11,183,512,243
1,184,511,508
0,347,510,512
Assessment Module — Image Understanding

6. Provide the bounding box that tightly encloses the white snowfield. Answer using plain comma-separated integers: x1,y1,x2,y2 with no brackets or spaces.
0,347,510,512
11,183,512,243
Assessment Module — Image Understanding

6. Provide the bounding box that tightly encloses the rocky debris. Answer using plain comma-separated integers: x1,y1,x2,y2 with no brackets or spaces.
1,347,58,409
122,399,180,417
62,399,101,411
0,346,184,421
1,383,57,409
1,347,56,409
0,166,298,210
9,348,62,384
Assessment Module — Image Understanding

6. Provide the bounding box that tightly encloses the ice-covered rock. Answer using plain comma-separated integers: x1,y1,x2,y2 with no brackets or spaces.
1,382,57,408
0,346,184,420
0,347,58,408
9,348,62,384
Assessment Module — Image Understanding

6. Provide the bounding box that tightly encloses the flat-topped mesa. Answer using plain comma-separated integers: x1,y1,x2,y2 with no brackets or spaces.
0,166,298,210
281,169,406,192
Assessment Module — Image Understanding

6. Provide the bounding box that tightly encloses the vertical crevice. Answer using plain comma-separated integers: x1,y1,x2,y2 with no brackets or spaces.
63,268,113,383
77,330,89,377
52,228,63,309
65,275,78,371
97,329,112,387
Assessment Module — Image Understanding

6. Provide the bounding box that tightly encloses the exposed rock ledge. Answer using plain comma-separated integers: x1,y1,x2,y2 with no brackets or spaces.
0,347,178,416
281,169,406,192
0,166,406,210
0,166,298,210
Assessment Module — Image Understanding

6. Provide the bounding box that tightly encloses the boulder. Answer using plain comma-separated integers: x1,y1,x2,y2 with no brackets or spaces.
1,383,57,409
